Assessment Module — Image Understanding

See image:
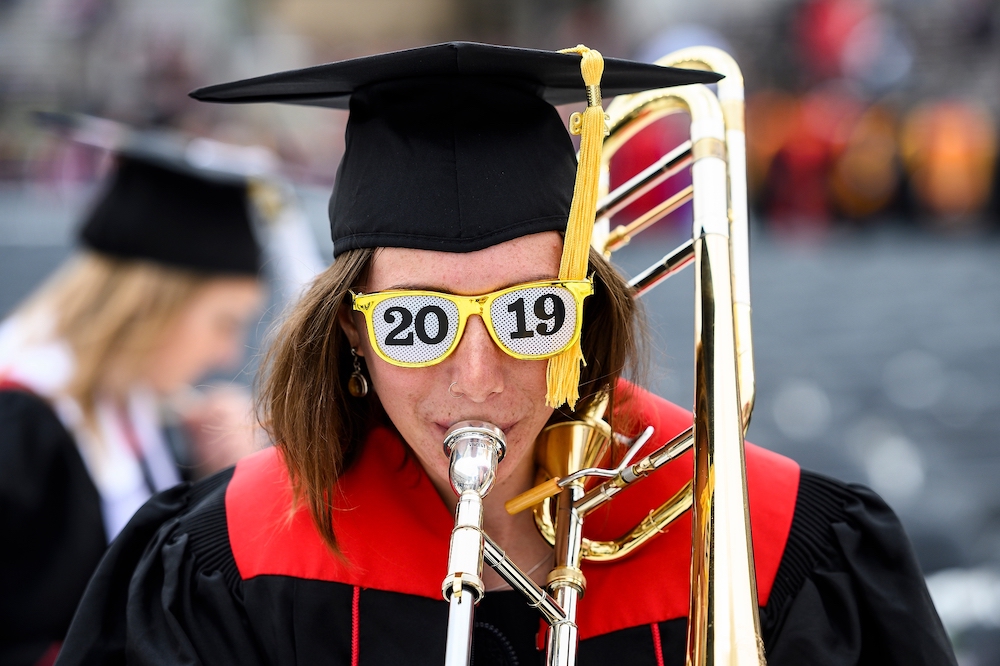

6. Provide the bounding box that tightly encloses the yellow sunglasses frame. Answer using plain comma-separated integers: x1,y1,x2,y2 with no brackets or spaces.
351,278,594,368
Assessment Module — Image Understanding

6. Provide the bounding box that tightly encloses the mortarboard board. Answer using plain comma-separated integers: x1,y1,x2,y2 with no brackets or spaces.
191,41,720,258
191,41,720,406
79,133,262,276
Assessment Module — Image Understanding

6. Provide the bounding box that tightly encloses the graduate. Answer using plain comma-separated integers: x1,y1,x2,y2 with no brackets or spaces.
57,42,955,665
0,142,264,666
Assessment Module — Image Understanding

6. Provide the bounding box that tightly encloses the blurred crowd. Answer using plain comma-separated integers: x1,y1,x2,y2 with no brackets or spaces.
745,0,1000,234
1,0,999,237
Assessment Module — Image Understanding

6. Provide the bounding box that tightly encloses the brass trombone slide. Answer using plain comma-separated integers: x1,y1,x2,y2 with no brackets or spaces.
442,46,763,666
598,47,762,665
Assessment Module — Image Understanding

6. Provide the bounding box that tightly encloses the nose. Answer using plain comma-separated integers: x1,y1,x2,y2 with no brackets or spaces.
448,315,504,403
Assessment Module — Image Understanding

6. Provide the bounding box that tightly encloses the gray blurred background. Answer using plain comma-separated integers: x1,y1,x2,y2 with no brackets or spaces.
2,0,999,662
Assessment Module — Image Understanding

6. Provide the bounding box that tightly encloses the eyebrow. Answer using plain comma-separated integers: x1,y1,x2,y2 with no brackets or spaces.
384,274,557,293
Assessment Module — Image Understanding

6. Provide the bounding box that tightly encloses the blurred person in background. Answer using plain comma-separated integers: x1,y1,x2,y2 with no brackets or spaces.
0,143,265,666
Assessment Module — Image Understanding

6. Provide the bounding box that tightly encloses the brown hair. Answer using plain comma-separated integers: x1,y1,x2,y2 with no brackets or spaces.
258,246,647,552
15,251,209,418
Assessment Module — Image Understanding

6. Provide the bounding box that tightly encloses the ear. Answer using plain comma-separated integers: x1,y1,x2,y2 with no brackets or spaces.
337,303,362,353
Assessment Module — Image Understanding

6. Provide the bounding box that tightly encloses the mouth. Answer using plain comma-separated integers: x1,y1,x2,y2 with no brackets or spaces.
433,419,518,441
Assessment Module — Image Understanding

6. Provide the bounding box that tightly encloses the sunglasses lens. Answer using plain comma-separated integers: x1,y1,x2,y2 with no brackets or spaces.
371,295,460,365
490,286,578,358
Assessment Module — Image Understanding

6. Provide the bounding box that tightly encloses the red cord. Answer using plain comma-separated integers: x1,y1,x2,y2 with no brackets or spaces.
651,622,665,666
33,642,61,666
351,586,361,666
0,379,32,393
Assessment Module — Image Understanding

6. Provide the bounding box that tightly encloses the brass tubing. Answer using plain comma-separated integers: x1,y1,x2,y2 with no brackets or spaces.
604,185,694,253
533,484,691,562
629,238,696,296
575,427,694,515
658,47,756,432
643,49,761,666
687,232,762,665
578,481,693,561
596,141,692,219
515,45,761,666
646,427,695,469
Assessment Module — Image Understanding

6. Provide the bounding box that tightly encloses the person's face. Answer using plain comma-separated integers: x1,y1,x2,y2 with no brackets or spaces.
340,231,563,499
145,277,264,394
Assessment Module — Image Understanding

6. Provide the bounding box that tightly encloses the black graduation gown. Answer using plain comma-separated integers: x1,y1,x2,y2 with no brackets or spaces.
55,389,956,666
54,469,956,666
0,389,107,666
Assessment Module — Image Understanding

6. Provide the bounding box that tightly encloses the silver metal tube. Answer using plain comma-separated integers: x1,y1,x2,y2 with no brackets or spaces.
444,590,476,666
442,490,486,666
629,239,696,296
442,490,486,603
646,427,694,470
547,586,580,666
546,484,586,666
483,536,565,626
441,422,506,666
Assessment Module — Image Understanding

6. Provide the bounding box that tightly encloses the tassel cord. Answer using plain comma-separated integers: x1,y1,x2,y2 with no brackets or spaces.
545,45,607,409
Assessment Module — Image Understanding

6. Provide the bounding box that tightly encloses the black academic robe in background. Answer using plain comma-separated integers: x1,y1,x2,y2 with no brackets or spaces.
0,388,107,666
56,389,956,666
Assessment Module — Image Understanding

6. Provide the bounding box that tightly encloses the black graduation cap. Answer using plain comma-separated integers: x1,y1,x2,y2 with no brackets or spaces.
191,41,721,258
79,134,262,276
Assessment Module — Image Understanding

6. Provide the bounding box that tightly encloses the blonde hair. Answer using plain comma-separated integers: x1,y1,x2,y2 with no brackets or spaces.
16,251,208,417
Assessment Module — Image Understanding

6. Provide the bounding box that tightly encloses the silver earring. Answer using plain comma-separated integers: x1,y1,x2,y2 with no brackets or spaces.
448,381,464,398
348,348,369,398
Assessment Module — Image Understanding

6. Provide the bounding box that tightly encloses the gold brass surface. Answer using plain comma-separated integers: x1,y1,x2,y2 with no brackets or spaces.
515,45,762,666
691,137,727,162
656,47,756,433
686,232,762,666
534,392,612,480
585,84,602,108
531,475,693,562
546,565,588,592
580,481,692,561
604,185,694,253
652,47,763,666
721,99,746,133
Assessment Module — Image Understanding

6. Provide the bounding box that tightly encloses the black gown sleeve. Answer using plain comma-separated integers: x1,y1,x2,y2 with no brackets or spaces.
56,468,267,666
761,470,957,666
0,390,106,666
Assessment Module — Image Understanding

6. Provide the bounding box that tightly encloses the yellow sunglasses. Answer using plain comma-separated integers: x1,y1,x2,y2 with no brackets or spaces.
351,278,593,368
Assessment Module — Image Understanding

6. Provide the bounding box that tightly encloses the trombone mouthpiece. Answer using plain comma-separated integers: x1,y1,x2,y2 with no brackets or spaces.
443,421,506,496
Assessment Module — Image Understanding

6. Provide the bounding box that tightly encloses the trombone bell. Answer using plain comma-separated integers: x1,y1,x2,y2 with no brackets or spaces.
534,391,612,482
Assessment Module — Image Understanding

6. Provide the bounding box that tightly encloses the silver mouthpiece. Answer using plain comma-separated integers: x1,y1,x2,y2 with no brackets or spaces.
442,421,506,496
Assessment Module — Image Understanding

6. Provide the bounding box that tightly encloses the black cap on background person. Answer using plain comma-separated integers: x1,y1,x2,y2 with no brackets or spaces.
79,136,262,276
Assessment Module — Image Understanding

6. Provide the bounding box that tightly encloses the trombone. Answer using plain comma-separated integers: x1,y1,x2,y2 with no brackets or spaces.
441,46,764,666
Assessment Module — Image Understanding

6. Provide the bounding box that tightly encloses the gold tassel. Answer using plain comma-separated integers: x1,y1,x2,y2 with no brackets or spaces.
546,45,607,409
